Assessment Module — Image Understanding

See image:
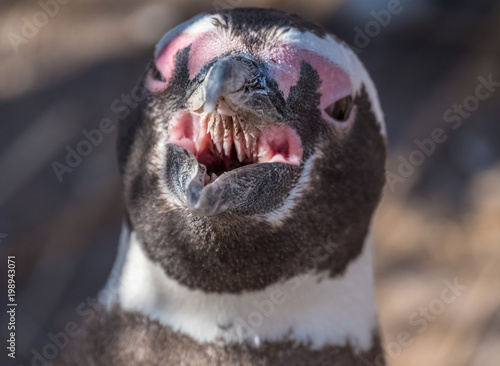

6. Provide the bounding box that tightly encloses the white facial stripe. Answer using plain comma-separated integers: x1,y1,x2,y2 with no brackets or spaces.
278,31,352,74
105,229,378,351
154,13,215,58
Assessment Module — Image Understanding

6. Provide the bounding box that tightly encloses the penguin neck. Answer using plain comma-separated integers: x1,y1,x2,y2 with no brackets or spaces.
103,224,380,353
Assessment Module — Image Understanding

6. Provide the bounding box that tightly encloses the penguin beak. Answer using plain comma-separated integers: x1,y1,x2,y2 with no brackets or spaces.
167,54,303,182
188,53,283,126
202,54,243,114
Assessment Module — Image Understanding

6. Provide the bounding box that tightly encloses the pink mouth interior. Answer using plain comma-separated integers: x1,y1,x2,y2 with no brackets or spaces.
167,109,303,185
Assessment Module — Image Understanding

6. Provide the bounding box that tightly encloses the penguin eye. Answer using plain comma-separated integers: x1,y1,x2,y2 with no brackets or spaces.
150,63,166,82
325,95,353,122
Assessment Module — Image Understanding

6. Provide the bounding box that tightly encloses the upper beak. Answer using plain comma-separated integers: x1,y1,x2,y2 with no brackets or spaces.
203,54,253,113
187,53,283,126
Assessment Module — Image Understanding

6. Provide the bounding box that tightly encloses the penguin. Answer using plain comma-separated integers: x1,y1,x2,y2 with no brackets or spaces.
57,7,387,366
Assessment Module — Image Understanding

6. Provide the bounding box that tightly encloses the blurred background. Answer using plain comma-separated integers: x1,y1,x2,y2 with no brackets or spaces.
1,0,499,365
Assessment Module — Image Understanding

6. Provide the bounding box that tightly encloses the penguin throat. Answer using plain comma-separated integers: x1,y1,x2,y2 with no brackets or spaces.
167,109,303,184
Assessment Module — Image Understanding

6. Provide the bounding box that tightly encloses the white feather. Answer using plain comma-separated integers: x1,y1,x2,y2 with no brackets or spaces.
154,14,214,58
105,227,378,352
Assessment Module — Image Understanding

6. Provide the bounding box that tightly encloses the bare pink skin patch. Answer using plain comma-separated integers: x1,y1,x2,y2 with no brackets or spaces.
147,31,241,93
187,32,243,80
259,46,356,129
262,46,352,108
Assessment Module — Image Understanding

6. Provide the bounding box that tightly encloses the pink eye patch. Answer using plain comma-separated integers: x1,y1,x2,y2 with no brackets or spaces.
147,31,242,93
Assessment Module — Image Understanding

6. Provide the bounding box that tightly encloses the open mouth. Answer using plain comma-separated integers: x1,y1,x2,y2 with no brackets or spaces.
166,106,303,185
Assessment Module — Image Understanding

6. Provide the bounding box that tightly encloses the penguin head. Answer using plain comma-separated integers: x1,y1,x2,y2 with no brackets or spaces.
118,8,387,293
